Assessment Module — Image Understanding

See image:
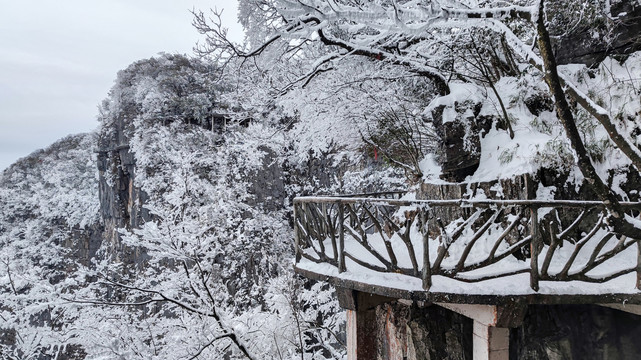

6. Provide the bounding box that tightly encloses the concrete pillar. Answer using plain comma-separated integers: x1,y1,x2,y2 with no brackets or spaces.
339,289,525,360
355,302,379,359
473,321,509,360
337,288,394,360
345,305,380,360
346,310,357,360
437,302,525,360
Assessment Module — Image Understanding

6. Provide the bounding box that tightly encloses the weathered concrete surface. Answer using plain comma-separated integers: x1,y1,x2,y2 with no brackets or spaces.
297,266,641,306
347,310,358,360
473,322,509,360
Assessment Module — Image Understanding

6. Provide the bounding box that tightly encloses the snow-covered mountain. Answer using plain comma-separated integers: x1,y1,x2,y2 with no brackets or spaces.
2,1,641,358
0,53,404,359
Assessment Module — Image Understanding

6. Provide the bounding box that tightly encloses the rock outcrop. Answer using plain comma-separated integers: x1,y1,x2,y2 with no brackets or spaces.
553,1,641,66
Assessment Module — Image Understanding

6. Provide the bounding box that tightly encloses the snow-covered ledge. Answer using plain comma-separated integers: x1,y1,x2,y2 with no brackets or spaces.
294,195,641,358
293,195,641,302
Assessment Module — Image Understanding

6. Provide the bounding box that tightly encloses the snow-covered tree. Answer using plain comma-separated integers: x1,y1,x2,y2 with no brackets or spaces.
0,134,100,359
195,0,641,235
3,1,640,359
59,54,350,359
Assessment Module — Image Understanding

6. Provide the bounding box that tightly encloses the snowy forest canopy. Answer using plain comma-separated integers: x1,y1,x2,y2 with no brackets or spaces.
2,0,641,359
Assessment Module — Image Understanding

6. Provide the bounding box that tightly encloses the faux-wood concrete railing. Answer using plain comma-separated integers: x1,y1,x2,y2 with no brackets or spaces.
293,196,641,291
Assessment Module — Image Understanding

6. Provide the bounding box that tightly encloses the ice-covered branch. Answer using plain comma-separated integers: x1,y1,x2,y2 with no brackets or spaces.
95,278,258,359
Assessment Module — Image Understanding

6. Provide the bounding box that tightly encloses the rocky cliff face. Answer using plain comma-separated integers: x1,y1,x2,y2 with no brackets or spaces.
0,134,103,266
94,54,221,265
0,134,102,358
552,1,641,66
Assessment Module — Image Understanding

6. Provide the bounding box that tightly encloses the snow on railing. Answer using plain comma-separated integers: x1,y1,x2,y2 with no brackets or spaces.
293,196,641,291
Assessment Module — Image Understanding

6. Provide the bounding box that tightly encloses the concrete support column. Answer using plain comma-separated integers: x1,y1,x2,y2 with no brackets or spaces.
345,306,379,360
355,303,380,359
473,321,509,360
346,310,357,360
437,302,526,360
337,288,394,360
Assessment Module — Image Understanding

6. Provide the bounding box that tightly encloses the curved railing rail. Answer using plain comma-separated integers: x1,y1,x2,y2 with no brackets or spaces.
293,196,641,291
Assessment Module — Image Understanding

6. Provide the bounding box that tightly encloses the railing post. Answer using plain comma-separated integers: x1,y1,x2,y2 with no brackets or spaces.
293,202,301,263
421,208,432,290
338,202,346,273
637,239,641,290
321,202,328,236
530,205,540,292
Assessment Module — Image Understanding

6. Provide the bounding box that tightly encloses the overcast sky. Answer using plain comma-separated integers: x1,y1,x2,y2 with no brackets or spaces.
0,0,243,171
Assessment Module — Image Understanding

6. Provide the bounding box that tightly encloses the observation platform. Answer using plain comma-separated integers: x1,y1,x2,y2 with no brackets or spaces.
292,193,641,359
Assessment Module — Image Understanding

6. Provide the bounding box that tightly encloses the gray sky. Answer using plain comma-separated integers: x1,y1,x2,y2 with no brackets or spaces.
0,0,243,171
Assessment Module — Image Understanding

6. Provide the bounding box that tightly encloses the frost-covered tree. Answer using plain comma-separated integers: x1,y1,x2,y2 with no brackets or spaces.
0,134,100,359
58,53,351,359
195,0,641,236
4,1,640,359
